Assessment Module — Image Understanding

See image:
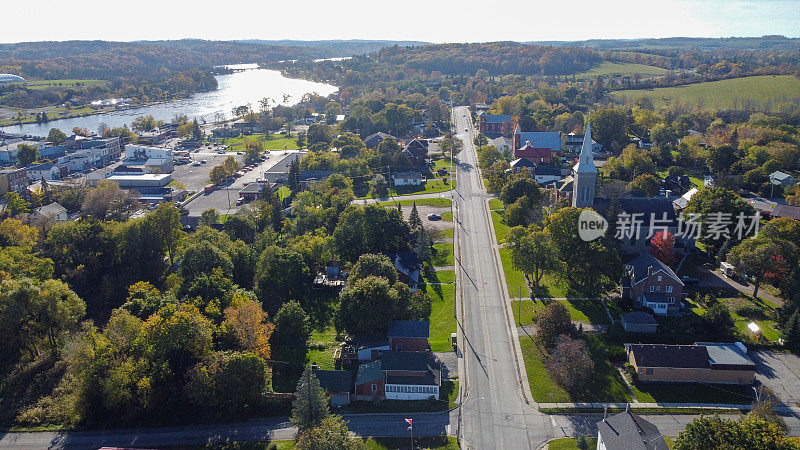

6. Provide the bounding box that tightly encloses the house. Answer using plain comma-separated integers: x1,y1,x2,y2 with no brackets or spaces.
403,139,429,166
354,360,385,400
663,175,693,196
26,163,60,182
565,132,602,154
621,311,658,333
514,141,553,164
30,202,68,228
363,132,395,149
672,187,698,211
124,145,174,174
770,171,797,187
385,251,420,291
703,175,715,187
212,127,240,139
477,112,513,137
509,158,537,173
380,351,439,401
326,261,341,279
387,320,429,352
627,342,756,385
772,204,800,221
490,136,512,154
392,171,423,187
238,183,263,201
596,405,668,450
512,127,560,156
312,367,353,407
0,167,28,194
355,335,390,361
620,253,684,316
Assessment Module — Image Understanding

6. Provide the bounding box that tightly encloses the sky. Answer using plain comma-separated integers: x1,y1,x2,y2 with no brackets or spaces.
0,0,798,43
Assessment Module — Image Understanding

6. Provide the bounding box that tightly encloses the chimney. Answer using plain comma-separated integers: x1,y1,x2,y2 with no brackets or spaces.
626,403,631,413
603,406,608,422
647,266,653,277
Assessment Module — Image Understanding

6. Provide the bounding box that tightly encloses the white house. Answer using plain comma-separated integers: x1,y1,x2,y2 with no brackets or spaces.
26,163,60,182
30,202,68,228
392,171,423,187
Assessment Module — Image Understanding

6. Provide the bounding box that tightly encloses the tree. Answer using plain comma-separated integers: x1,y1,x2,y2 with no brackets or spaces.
269,300,311,364
349,254,398,284
505,196,533,228
674,416,794,450
545,336,594,393
747,385,788,433
224,299,273,359
650,123,678,149
122,281,168,320
536,302,573,345
627,174,660,197
180,241,233,282
295,415,366,450
191,118,203,140
131,114,163,132
369,174,388,197
199,208,220,227
81,179,139,221
209,165,228,185
650,231,676,266
477,145,501,170
683,187,755,256
0,278,85,358
186,351,268,414
223,215,256,244
0,217,38,248
760,217,800,246
703,303,735,339
147,202,182,267
500,174,541,207
3,191,30,216
727,237,796,299
590,108,627,152
474,134,489,150
16,143,39,166
223,155,240,176
48,128,66,145
576,435,590,450
338,276,399,336
307,123,334,145
507,226,559,297
292,365,330,432
782,309,800,352
408,202,422,230
288,158,301,192
706,145,738,177
255,246,309,316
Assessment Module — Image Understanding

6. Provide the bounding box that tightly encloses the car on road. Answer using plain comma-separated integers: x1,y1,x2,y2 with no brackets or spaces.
681,276,700,285
201,160,207,164
192,161,201,166
427,213,441,221
237,152,244,155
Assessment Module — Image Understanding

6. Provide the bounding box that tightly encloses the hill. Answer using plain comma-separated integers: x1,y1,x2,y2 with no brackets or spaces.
576,61,670,78
609,75,800,110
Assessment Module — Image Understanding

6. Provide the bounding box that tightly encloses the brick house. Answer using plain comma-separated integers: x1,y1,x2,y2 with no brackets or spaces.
513,142,553,164
380,351,439,400
621,254,684,315
403,138,429,166
627,342,756,385
354,360,385,400
387,320,429,352
0,167,28,194
477,112,513,137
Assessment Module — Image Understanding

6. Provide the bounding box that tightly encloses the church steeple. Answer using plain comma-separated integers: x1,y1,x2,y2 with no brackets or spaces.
572,120,597,207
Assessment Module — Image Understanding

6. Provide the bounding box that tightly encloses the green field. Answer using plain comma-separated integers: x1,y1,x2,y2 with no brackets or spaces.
548,437,599,450
14,79,107,90
222,133,300,151
377,198,451,207
610,75,800,110
578,61,669,78
432,242,454,267
499,247,529,298
423,270,456,352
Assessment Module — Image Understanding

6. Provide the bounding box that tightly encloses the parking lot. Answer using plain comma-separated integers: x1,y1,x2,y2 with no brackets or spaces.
753,350,800,405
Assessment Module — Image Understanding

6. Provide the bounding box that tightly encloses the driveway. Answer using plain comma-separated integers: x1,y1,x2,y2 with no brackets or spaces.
753,350,800,406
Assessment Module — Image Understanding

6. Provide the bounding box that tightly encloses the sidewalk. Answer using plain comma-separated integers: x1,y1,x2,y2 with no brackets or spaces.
537,402,752,410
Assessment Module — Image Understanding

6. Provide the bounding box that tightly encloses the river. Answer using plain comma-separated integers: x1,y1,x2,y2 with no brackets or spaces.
1,64,338,137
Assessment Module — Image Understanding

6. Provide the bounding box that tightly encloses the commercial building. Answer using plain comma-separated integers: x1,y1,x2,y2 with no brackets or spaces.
627,342,756,385
0,167,28,194
105,173,172,188
124,145,174,173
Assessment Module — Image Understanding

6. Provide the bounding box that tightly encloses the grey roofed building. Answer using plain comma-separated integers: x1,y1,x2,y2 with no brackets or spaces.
386,373,437,386
621,311,658,333
509,158,536,170
363,132,395,148
355,360,384,385
312,368,353,394
695,342,756,371
770,170,797,186
672,187,698,210
624,254,682,285
628,344,711,369
385,251,420,290
771,204,800,221
597,406,668,450
387,320,429,338
380,350,428,372
593,197,677,228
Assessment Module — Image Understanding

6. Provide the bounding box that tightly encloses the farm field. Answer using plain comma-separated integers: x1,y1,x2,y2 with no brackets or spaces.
609,75,800,110
578,61,669,78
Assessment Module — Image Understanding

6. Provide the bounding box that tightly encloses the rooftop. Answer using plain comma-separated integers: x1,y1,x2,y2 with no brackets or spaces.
355,360,384,385
387,320,429,338
597,408,668,450
313,368,353,393
629,344,710,369
621,311,658,325
380,351,429,372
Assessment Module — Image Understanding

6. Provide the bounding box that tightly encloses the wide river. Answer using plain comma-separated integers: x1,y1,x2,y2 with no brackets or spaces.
1,64,338,137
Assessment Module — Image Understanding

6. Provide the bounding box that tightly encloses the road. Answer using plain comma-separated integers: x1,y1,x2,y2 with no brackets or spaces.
450,106,554,449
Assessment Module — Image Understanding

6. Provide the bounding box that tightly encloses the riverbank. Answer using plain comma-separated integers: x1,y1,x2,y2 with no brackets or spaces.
0,98,180,129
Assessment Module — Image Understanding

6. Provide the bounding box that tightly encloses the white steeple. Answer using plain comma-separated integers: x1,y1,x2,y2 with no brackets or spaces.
572,120,598,207
574,121,598,174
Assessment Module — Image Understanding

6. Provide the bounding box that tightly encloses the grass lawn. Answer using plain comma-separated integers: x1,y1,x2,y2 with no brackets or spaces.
422,270,456,352
306,326,338,370
363,179,453,199
16,79,106,90
488,198,503,210
431,157,455,176
547,437,598,450
631,381,754,404
365,436,459,450
434,228,454,239
441,211,453,221
578,61,669,78
377,198,452,207
519,334,631,403
222,133,300,151
512,298,609,326
432,242,454,267
491,210,509,243
718,296,782,343
499,247,529,298
610,75,800,110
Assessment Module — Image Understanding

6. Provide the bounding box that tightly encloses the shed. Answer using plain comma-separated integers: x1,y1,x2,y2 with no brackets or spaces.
621,311,658,333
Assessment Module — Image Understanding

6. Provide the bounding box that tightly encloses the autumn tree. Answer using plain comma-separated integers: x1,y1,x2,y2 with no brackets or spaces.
536,301,573,346
545,336,594,393
209,165,228,185
223,299,273,359
627,174,661,197
727,237,796,299
650,231,676,266
81,179,139,221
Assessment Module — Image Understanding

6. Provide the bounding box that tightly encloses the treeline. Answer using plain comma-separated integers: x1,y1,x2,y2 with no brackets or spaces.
372,42,602,76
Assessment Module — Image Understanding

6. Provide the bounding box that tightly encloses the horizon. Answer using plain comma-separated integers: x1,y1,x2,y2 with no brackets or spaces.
1,0,799,44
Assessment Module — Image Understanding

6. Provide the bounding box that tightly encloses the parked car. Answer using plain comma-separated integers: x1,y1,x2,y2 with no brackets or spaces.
427,213,441,221
681,276,700,286
201,160,207,164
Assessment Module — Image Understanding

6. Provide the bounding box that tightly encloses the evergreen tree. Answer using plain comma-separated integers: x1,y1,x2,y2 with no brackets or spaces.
414,226,433,265
408,202,422,230
292,365,330,432
288,158,301,193
576,435,590,450
783,309,800,352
